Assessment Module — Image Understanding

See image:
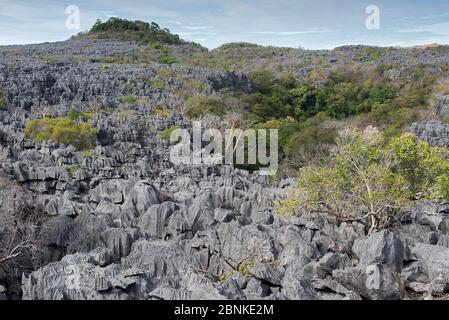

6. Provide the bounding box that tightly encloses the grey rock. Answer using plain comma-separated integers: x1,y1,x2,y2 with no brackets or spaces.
352,230,404,272
434,94,449,117
138,202,178,239
101,228,137,259
218,278,246,300
333,264,401,300
0,285,7,300
243,279,270,298
3,38,448,300
410,121,449,147
412,243,449,294
250,264,283,287
280,276,319,300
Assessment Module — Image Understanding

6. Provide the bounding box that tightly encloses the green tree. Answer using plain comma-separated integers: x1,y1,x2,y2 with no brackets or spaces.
388,133,449,199
278,130,449,233
87,18,183,45
185,95,225,119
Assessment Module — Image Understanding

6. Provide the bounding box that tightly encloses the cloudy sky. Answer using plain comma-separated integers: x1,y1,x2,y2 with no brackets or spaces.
1,0,449,49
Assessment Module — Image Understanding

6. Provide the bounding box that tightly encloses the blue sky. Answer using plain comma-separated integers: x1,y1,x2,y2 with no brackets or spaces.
1,0,449,49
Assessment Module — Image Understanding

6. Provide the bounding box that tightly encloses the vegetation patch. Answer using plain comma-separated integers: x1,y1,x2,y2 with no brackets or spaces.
154,107,173,117
37,55,61,63
80,18,184,45
82,151,94,158
157,125,181,140
25,117,97,150
278,130,449,233
0,90,6,111
158,56,178,65
185,95,225,119
150,79,166,90
65,109,94,121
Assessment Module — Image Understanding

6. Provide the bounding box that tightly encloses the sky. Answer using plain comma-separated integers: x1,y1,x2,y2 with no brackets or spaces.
1,0,449,49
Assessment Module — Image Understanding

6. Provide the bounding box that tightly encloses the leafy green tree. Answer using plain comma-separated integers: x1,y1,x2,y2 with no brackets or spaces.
87,18,183,45
251,70,275,94
388,133,449,199
185,95,225,119
278,130,449,233
25,117,97,150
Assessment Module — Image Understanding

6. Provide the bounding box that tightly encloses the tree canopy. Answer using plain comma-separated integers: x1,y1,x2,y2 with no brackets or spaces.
85,18,184,45
277,129,449,233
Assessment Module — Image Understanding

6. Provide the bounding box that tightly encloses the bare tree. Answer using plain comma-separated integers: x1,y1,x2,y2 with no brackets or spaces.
0,176,46,298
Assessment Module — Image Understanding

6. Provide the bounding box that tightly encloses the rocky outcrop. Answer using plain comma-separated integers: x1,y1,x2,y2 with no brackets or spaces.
434,95,449,117
410,121,449,147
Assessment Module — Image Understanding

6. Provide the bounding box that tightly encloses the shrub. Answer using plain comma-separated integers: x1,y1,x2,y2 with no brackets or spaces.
120,96,138,105
151,79,166,90
388,133,449,199
285,125,338,167
0,97,6,111
154,107,172,117
0,90,6,111
251,70,276,94
256,117,301,152
185,95,225,119
157,125,180,140
25,117,97,150
82,151,94,157
277,129,449,233
65,109,94,121
158,56,178,65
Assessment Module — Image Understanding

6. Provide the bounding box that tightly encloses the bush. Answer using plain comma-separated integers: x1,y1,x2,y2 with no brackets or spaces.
285,125,338,167
25,117,97,150
154,107,172,117
278,129,449,233
157,125,180,140
82,151,94,157
251,70,276,94
388,133,449,199
150,79,166,90
185,95,225,119
0,90,6,111
158,56,178,65
0,97,6,111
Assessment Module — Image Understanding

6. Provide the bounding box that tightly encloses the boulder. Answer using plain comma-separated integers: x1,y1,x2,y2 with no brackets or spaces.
332,264,401,300
101,228,137,259
352,230,404,272
412,243,449,294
